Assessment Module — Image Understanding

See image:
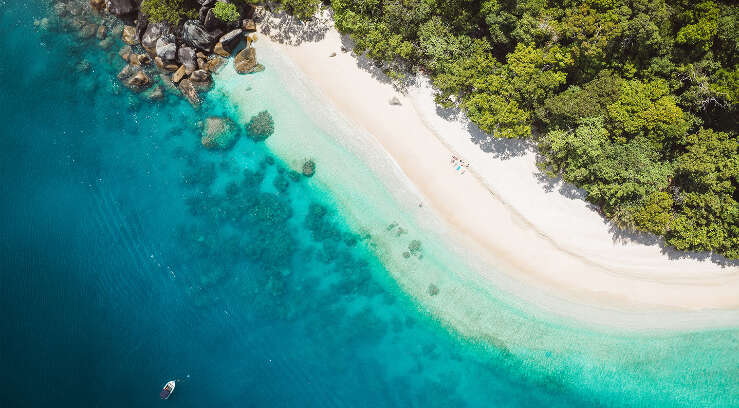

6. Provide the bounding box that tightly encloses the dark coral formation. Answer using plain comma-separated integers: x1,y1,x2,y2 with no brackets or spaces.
247,110,274,141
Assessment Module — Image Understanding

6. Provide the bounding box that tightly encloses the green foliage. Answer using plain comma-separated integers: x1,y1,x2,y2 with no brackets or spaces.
331,0,739,258
676,2,720,51
141,0,196,24
247,111,275,141
543,70,624,126
539,118,674,214
434,43,569,137
605,79,688,149
674,128,738,195
670,129,738,257
632,192,674,235
278,0,322,20
213,2,240,22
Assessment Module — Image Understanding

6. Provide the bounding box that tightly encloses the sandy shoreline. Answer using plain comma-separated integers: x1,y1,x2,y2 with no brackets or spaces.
254,13,739,320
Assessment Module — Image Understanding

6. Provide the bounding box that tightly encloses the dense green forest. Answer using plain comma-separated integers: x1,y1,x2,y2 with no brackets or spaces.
147,0,738,258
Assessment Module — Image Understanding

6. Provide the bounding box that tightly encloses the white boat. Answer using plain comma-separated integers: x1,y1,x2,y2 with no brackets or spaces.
160,380,175,400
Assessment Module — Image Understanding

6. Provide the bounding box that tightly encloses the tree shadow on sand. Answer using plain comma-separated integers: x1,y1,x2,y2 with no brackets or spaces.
608,222,738,266
342,36,419,91
432,102,532,160
534,168,738,267
256,7,332,45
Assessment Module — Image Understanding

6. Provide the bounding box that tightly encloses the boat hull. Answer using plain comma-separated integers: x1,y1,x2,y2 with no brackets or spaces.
160,381,175,399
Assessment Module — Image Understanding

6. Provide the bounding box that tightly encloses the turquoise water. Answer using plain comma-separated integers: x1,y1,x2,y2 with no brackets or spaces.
1,2,737,407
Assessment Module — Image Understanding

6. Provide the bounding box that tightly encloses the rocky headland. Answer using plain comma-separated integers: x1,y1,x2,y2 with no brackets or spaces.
48,0,263,108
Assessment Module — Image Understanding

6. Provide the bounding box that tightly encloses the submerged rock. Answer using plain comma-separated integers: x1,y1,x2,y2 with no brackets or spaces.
172,65,186,84
408,240,422,255
234,47,258,74
79,23,97,39
145,85,164,101
192,80,213,93
159,73,179,94
247,110,274,141
190,69,210,82
122,25,137,45
178,79,201,107
203,55,226,73
99,37,114,50
126,71,152,92
302,159,316,177
427,284,440,296
54,3,67,17
213,42,230,57
118,45,132,62
96,24,107,40
76,60,92,73
201,117,240,150
33,18,49,31
191,70,213,92
116,64,138,81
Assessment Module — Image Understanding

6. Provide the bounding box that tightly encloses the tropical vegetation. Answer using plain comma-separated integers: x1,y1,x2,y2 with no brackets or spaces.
213,2,240,22
140,0,197,24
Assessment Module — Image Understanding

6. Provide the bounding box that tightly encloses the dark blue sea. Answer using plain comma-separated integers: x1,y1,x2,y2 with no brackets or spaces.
1,2,736,407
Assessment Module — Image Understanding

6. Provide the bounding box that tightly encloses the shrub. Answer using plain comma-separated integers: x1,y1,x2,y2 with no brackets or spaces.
280,0,321,20
213,2,240,22
141,0,196,24
247,111,274,141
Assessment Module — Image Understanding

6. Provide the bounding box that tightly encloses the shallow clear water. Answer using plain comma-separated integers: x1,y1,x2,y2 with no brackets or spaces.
0,2,736,407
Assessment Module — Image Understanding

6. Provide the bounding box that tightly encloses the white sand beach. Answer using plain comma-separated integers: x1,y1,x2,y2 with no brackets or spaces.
253,11,739,321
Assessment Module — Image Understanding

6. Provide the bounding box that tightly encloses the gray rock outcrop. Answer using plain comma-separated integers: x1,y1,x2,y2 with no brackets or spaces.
219,29,243,53
183,20,216,52
178,47,197,73
107,0,139,17
142,22,169,51
155,35,177,61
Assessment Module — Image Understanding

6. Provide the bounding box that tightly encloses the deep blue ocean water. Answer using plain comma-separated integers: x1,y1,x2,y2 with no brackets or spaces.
0,2,736,407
